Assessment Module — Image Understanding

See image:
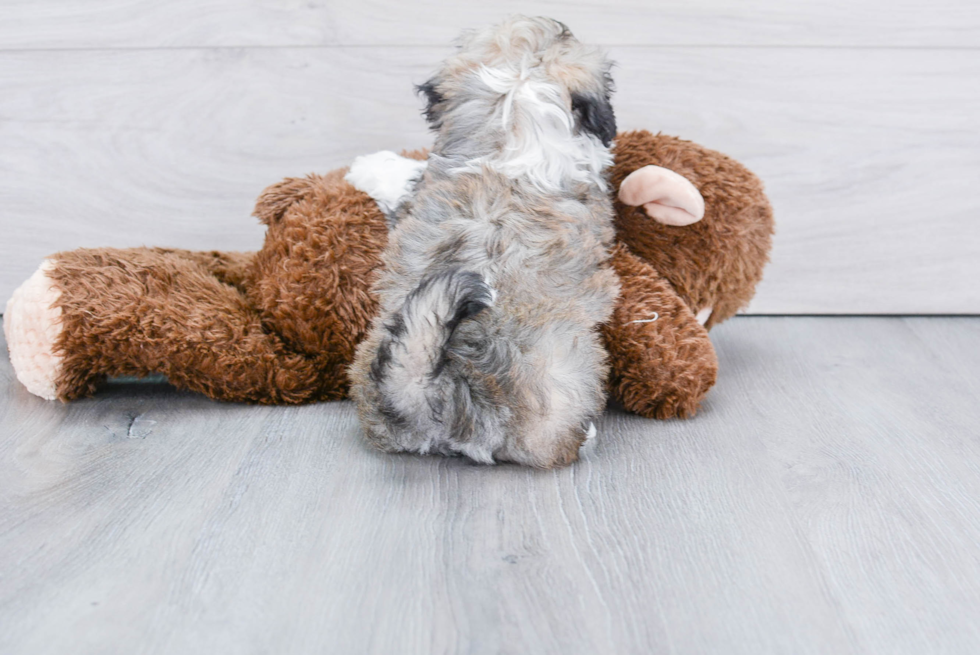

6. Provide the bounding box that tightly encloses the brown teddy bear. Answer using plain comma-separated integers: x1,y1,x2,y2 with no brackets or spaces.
3,130,773,419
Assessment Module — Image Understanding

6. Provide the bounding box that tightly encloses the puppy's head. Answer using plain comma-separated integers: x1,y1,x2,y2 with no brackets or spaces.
417,16,616,187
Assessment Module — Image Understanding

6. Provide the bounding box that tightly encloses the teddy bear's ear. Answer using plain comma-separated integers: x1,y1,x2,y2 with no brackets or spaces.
415,77,446,130
618,165,705,226
252,176,318,225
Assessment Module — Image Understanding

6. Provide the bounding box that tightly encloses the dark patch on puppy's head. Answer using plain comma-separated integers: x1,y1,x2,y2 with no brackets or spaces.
415,77,446,130
572,92,616,147
571,68,617,147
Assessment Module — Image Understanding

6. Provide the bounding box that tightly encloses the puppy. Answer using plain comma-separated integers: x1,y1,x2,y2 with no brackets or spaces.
349,16,620,468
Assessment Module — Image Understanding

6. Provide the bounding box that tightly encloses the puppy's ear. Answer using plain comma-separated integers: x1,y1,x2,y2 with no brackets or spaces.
415,77,445,130
572,92,617,147
552,19,573,40
572,70,617,147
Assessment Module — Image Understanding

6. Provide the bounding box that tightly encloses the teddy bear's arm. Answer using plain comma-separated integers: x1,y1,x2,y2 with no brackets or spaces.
603,244,718,419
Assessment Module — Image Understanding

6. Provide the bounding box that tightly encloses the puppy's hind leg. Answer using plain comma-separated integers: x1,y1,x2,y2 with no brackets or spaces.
498,332,608,468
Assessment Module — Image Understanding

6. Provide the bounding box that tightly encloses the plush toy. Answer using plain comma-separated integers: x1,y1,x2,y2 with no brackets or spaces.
3,130,773,419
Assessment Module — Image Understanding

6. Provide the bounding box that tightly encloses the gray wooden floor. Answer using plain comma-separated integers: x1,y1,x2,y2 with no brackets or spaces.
1,316,979,654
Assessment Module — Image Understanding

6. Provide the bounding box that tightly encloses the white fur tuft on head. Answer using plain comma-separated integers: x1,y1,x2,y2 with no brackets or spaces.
450,63,612,193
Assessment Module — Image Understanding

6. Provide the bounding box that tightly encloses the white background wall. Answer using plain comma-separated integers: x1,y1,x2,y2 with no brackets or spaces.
1,1,977,313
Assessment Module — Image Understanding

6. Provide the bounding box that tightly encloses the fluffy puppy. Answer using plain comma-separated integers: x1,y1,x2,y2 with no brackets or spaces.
349,16,620,468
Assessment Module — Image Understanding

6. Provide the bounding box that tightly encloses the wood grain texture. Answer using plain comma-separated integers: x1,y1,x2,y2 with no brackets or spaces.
1,0,978,48
1,47,978,312
2,317,980,654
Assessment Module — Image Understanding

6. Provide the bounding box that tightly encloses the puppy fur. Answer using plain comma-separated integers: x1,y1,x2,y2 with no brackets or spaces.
348,16,620,468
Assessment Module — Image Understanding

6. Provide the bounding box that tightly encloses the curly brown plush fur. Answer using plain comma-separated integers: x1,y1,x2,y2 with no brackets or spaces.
6,132,772,420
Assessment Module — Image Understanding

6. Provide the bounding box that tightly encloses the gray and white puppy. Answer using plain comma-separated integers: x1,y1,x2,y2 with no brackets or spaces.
348,16,620,468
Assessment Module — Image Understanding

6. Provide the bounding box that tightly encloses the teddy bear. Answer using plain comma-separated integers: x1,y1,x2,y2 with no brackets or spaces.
3,130,773,419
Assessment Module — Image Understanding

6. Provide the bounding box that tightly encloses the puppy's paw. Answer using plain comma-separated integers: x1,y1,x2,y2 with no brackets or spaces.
618,165,705,226
345,150,428,215
4,260,64,400
577,421,599,458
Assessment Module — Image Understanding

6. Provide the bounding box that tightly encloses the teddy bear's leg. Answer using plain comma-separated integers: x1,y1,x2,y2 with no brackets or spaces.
603,244,718,419
5,248,341,403
152,249,255,291
4,251,257,400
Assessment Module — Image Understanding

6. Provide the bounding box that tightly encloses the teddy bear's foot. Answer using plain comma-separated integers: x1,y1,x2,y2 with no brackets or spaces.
3,260,64,400
645,391,704,421
618,165,705,226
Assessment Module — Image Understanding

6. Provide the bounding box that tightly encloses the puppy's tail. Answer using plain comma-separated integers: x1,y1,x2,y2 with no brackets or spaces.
369,268,494,418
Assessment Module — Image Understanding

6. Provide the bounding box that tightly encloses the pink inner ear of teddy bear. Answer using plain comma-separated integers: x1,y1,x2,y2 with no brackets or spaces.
618,165,706,227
